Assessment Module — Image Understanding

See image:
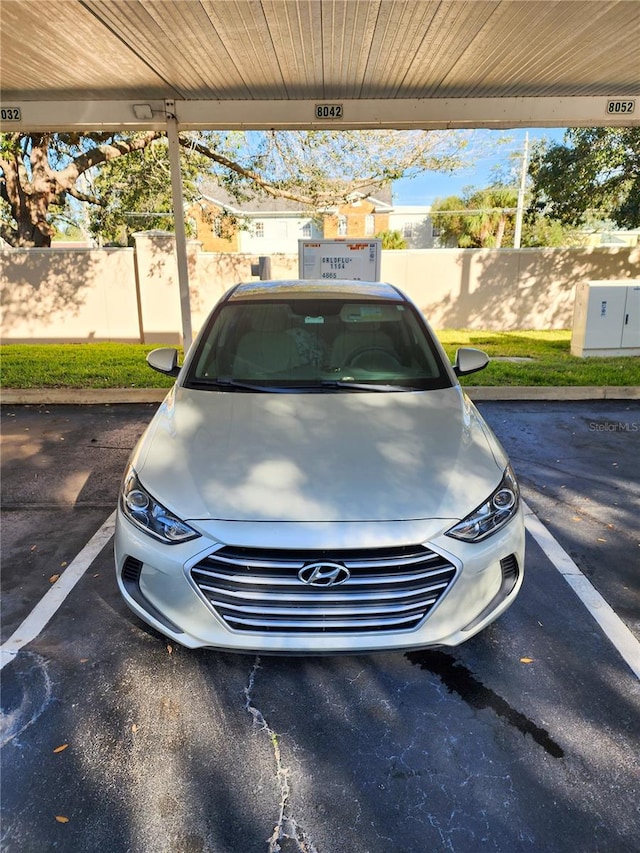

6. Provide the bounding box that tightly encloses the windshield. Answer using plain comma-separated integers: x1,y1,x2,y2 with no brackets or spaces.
186,298,452,392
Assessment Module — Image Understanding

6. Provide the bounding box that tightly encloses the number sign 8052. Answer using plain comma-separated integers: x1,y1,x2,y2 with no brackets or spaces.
607,100,635,115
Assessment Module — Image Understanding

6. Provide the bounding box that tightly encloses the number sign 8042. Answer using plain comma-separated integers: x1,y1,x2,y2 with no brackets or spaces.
315,104,343,119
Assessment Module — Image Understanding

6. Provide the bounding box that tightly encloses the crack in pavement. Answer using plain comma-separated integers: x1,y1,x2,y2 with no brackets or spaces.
243,657,318,853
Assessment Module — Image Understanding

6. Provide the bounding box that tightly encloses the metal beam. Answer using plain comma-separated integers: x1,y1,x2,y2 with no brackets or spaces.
174,96,640,130
0,100,168,132
2,96,638,133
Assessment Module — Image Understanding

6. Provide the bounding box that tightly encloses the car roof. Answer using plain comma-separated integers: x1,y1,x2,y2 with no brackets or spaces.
227,279,405,302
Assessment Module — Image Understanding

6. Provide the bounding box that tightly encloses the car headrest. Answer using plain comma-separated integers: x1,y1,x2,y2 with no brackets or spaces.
249,304,291,332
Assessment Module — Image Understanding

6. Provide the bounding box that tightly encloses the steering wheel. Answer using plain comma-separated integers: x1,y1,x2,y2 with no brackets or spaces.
346,346,402,370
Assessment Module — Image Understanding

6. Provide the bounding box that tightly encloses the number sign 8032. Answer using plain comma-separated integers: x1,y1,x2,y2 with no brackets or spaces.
1,107,22,121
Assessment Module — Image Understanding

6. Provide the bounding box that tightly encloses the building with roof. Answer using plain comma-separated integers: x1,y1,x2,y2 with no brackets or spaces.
189,183,434,253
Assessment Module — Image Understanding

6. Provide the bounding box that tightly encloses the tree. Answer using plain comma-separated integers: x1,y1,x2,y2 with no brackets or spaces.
88,137,207,245
0,132,164,247
519,213,587,248
375,229,407,249
431,186,518,248
1,129,469,248
528,127,640,229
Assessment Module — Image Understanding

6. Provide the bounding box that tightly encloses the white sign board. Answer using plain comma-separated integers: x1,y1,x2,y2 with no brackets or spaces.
298,239,382,282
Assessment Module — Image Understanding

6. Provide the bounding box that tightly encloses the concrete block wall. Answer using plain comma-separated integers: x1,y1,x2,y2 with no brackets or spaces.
1,234,638,343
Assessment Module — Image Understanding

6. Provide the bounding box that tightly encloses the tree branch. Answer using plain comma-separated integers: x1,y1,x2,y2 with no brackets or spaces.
178,136,321,207
66,185,103,206
56,132,164,187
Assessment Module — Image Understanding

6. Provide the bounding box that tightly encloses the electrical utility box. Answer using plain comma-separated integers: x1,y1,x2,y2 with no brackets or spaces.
298,239,382,282
571,280,640,357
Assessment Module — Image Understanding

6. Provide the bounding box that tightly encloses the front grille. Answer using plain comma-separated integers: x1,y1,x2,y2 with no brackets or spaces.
190,545,457,634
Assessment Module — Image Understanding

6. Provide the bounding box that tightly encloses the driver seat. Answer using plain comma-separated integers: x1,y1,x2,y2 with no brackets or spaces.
233,305,301,376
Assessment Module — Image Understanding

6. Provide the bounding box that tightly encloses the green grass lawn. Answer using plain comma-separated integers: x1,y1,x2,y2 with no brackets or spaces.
0,343,178,390
1,332,639,389
437,330,640,387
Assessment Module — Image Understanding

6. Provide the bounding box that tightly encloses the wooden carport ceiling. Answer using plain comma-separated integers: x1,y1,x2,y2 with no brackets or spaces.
1,0,639,131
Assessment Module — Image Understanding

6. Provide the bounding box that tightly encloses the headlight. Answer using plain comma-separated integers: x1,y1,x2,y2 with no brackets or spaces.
121,467,200,544
446,464,520,542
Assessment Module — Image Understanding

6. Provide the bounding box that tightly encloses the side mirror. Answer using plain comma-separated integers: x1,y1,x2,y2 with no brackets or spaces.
453,347,490,377
147,347,180,377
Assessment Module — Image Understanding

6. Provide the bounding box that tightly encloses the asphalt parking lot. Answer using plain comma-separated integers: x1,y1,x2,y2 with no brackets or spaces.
1,399,639,853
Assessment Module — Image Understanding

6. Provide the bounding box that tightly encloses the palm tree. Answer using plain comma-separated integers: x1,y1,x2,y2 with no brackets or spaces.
375,229,408,249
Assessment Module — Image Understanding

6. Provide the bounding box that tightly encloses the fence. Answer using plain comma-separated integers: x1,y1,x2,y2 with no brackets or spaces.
1,231,638,343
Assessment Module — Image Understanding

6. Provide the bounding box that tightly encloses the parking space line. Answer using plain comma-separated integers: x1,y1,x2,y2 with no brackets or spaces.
523,500,640,680
0,511,116,671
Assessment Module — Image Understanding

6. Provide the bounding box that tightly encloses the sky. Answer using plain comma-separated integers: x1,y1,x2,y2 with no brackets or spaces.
392,127,567,207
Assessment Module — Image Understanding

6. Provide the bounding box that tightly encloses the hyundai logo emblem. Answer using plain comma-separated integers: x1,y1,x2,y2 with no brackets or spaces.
298,562,351,587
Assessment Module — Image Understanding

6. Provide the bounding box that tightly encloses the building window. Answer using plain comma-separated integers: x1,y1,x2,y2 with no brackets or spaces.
254,221,264,238
365,214,375,236
338,215,347,236
402,223,414,239
431,224,441,238
301,221,312,238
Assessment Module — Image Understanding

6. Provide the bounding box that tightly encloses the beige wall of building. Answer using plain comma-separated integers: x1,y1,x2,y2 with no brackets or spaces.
188,203,240,253
2,235,638,344
323,198,390,240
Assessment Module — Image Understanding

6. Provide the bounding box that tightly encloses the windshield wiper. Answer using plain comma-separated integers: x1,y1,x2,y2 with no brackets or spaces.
206,378,287,393
199,378,417,393
318,380,415,392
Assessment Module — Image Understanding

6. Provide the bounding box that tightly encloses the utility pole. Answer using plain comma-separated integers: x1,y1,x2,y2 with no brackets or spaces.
513,132,529,249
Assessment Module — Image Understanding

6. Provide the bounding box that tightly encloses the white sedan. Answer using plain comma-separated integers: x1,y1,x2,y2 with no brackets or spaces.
115,279,525,653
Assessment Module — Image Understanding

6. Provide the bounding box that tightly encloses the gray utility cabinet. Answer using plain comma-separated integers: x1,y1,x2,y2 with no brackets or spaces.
571,280,640,357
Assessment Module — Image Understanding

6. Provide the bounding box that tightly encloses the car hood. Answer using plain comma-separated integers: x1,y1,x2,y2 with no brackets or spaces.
133,386,506,523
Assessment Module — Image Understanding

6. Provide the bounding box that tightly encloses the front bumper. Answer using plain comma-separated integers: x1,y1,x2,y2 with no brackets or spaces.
114,507,525,653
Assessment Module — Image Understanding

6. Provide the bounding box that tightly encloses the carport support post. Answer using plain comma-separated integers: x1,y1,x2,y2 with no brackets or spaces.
165,100,193,352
